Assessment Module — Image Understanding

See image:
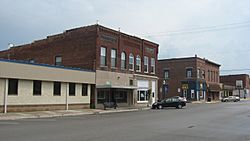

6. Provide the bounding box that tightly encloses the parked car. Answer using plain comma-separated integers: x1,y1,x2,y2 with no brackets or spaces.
172,96,187,102
152,97,186,109
221,96,240,102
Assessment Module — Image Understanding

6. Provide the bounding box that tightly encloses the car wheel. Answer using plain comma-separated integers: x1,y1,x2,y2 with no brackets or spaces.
158,105,163,109
177,104,182,109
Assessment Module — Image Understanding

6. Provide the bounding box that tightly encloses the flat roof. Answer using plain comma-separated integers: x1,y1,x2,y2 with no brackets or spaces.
159,56,221,67
0,58,95,72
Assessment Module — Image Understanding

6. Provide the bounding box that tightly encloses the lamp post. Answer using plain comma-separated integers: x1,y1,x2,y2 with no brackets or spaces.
7,43,14,60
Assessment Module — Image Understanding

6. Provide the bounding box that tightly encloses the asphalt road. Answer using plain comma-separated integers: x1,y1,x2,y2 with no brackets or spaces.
1,101,250,141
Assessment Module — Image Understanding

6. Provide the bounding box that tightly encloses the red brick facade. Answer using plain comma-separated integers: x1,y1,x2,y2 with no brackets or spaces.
220,74,250,89
0,25,158,75
0,24,159,109
157,56,221,101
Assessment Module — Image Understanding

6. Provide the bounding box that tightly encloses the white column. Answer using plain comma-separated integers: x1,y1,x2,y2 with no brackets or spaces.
87,84,91,96
4,79,8,113
196,91,199,101
66,83,69,111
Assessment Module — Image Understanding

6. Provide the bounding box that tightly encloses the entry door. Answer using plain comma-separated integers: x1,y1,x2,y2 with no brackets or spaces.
183,90,187,98
151,81,156,104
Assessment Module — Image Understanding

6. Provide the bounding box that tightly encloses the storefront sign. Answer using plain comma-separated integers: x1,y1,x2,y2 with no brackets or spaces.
100,34,117,43
145,47,155,54
182,84,189,90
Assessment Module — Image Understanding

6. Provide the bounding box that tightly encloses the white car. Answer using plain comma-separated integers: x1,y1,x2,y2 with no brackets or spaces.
221,96,240,102
172,96,187,102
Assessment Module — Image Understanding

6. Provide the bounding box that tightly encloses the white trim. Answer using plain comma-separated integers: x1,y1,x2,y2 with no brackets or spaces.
4,79,8,113
134,74,158,79
137,101,148,104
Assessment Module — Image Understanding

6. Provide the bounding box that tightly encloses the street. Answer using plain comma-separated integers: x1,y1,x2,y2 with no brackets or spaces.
0,101,250,141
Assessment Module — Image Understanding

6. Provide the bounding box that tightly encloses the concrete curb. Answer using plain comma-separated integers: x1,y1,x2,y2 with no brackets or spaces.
0,107,151,121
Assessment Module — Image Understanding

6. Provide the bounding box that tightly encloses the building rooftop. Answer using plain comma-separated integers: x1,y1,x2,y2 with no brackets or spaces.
0,58,95,72
159,56,221,67
3,24,158,50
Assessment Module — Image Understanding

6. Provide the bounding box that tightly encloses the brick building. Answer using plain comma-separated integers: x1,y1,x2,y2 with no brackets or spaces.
157,56,221,101
0,24,159,109
220,74,250,98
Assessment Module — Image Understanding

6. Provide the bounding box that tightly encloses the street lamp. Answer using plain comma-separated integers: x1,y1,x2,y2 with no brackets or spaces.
7,43,14,60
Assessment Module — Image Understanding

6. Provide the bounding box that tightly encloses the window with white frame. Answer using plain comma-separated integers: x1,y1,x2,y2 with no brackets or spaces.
111,49,117,68
197,69,200,78
121,52,126,69
144,56,148,73
164,70,169,79
129,53,134,71
55,56,62,66
186,68,192,78
100,47,106,66
202,70,205,79
136,55,141,72
151,58,155,74
137,90,149,101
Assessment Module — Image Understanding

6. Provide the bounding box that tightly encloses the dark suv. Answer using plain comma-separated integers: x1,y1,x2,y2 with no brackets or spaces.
152,97,186,109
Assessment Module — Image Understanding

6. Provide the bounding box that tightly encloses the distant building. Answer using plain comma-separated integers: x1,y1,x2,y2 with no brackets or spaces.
0,24,159,109
157,56,221,101
220,74,250,98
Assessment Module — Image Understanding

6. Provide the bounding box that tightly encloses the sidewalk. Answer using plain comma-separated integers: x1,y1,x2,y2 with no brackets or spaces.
0,107,151,121
191,100,220,104
192,98,250,104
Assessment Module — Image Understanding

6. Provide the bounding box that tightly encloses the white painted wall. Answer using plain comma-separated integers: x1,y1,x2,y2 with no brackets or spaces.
0,78,90,106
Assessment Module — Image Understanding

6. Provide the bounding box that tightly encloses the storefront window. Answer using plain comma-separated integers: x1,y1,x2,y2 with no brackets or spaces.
137,90,149,101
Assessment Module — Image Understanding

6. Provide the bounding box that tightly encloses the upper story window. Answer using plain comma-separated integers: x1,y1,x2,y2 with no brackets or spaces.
151,58,155,74
164,70,169,79
29,59,35,63
186,68,192,78
136,55,141,72
111,49,117,68
55,56,62,66
202,70,205,79
208,70,210,81
144,56,149,73
100,47,107,66
129,53,134,71
121,52,126,70
197,69,201,78
211,71,214,82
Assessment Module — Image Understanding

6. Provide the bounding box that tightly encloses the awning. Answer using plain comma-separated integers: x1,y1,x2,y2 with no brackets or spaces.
207,83,221,92
96,85,138,89
223,85,235,90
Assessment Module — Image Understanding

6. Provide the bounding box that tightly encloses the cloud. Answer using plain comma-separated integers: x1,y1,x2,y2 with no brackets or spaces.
0,0,250,75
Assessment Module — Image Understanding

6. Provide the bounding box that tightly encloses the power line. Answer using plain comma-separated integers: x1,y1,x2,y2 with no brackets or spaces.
220,69,250,72
140,19,250,37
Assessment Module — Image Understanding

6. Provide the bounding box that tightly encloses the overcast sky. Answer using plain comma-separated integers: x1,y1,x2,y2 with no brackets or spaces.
0,0,250,75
